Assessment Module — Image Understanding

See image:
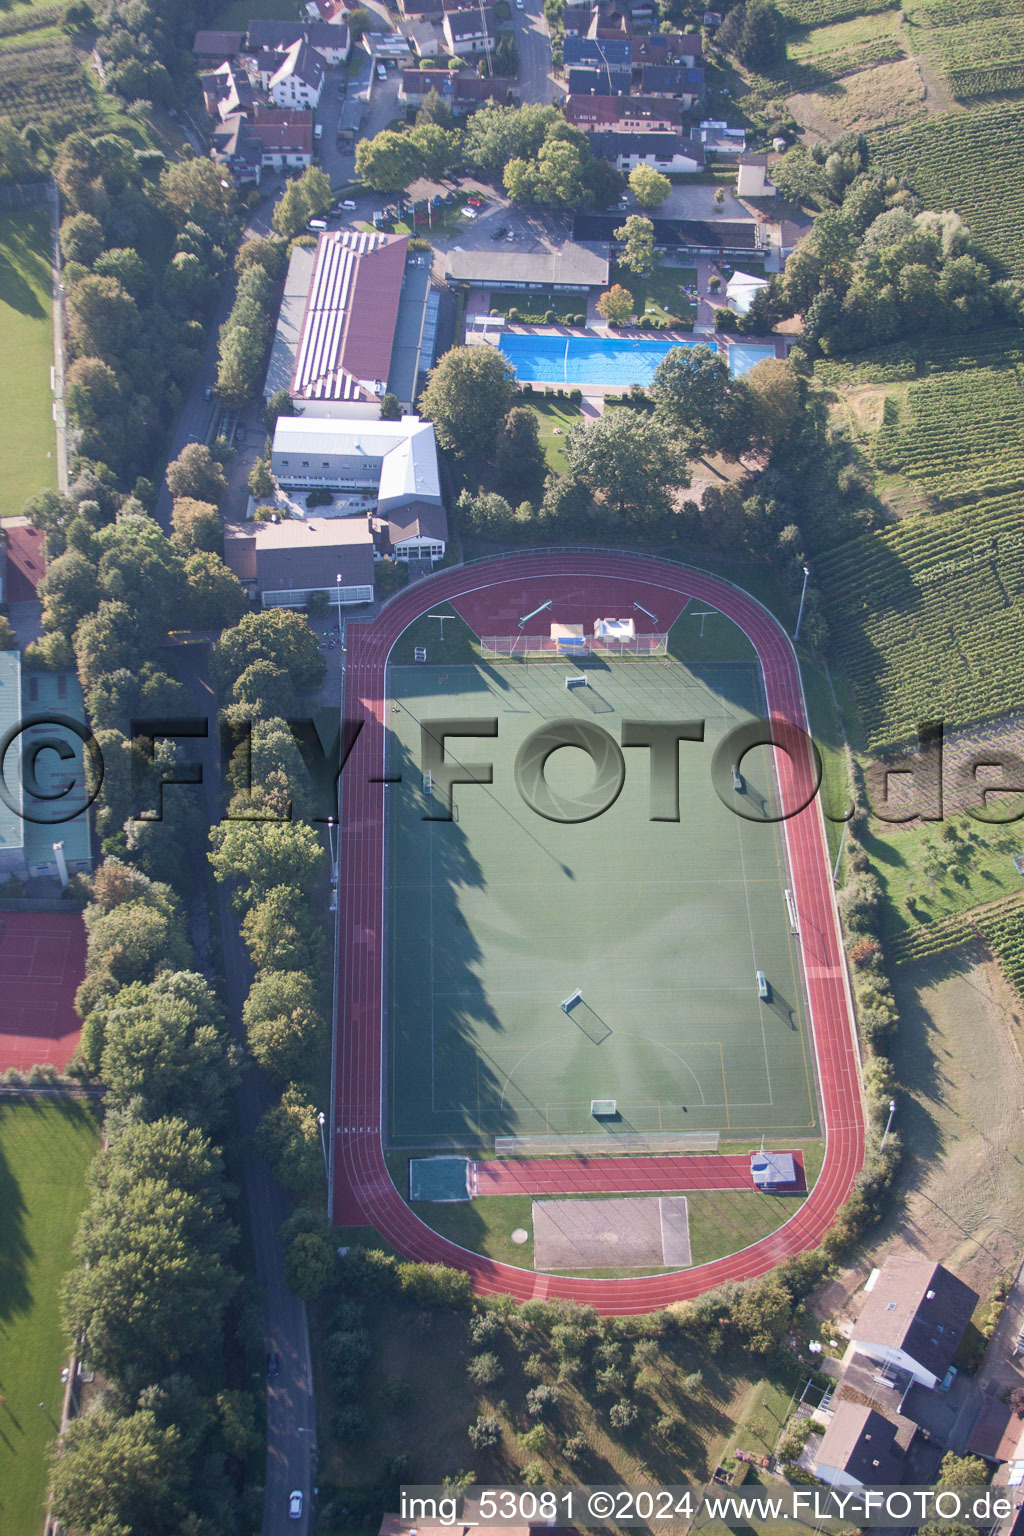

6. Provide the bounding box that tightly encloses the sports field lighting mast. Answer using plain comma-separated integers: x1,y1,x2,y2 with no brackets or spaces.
317,1111,329,1178
335,573,345,649
794,564,811,642
880,1097,897,1149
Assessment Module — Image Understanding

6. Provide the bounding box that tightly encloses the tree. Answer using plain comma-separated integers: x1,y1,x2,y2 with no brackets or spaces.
171,496,223,554
410,121,463,180
494,29,520,76
467,1351,503,1386
744,357,802,448
937,1453,989,1490
51,1407,190,1536
255,1088,324,1193
183,551,248,629
651,343,753,458
209,819,324,910
241,885,323,974
272,166,332,238
94,514,185,633
463,102,561,177
161,157,236,241
468,1414,500,1449
66,274,139,364
74,599,153,693
99,971,238,1127
166,442,227,505
717,0,784,68
419,345,518,460
347,5,373,39
379,390,402,420
61,210,105,265
235,235,286,280
211,607,325,700
596,284,635,324
608,1399,639,1429
564,409,684,523
39,547,101,637
95,246,152,303
248,458,275,499
284,1225,336,1298
732,1273,793,1353
416,88,454,129
355,129,423,192
614,215,658,276
628,165,671,208
495,406,547,503
243,970,326,1084
82,897,193,990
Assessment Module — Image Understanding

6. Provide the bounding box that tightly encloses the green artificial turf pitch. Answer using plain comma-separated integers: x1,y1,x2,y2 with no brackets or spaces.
384,647,820,1149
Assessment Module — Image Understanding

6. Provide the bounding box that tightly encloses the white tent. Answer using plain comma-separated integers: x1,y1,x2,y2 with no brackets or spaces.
726,271,770,316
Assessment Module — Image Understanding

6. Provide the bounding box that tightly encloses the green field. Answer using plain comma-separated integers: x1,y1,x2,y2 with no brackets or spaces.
0,1098,98,1536
520,397,582,474
612,263,698,327
384,634,819,1150
0,208,56,517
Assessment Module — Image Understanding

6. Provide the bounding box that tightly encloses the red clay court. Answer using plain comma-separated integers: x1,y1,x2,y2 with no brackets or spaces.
0,911,87,1071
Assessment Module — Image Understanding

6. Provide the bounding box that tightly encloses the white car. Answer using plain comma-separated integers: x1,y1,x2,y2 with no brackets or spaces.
289,1491,303,1520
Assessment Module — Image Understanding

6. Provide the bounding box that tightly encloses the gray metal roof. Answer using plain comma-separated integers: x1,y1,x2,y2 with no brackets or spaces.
444,240,609,288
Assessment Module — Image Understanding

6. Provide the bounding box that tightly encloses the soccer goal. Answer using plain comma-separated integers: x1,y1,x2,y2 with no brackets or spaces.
565,675,588,691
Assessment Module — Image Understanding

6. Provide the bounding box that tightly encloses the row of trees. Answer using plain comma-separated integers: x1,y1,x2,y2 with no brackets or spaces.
205,608,339,1295
56,133,240,490
217,236,286,405
55,847,258,1533
356,100,623,208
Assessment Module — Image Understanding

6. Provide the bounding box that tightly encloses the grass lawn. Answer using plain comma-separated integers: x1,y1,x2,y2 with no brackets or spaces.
858,813,1024,945
613,263,697,326
518,397,582,474
0,1098,99,1536
0,208,56,517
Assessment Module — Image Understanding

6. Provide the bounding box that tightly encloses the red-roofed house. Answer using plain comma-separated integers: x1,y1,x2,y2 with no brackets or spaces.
565,92,685,131
305,0,352,21
290,231,410,417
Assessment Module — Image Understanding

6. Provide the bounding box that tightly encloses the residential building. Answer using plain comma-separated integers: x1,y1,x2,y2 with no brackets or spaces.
850,1258,978,1391
737,151,773,196
638,62,704,104
444,240,609,292
212,107,314,184
224,518,376,609
589,129,703,174
199,60,254,121
699,119,747,154
268,39,326,108
269,415,442,516
565,92,685,131
246,19,351,64
813,1405,905,1490
362,30,416,63
193,28,245,62
562,34,632,67
402,17,441,54
565,64,632,94
633,30,703,63
398,0,443,17
442,5,496,56
399,68,511,109
306,0,352,22
561,1,592,34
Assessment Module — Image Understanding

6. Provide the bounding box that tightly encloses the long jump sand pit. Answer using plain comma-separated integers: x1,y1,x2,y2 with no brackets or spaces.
532,1196,691,1271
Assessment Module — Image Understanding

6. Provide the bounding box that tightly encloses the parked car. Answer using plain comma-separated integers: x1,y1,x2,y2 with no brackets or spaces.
307,218,327,231
491,225,508,240
289,1491,303,1520
235,423,247,442
340,199,357,209
203,385,213,401
506,229,516,241
467,196,484,207
376,62,387,79
266,1352,279,1378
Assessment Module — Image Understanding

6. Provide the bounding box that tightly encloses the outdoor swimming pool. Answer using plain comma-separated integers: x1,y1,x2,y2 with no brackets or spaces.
498,333,716,387
729,343,777,378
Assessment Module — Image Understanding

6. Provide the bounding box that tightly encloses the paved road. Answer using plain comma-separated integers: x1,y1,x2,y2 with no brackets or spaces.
513,0,561,105
172,649,320,1536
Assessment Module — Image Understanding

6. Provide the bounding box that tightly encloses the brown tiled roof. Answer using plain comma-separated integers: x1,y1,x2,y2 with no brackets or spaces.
194,29,244,55
815,1404,901,1482
4,524,46,601
853,1259,978,1380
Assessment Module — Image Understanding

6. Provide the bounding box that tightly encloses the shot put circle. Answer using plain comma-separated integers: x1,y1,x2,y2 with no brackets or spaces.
513,718,626,823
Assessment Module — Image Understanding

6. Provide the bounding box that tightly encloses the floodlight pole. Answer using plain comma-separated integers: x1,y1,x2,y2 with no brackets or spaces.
518,598,552,629
832,821,847,886
794,564,811,642
880,1097,897,1150
335,574,345,649
317,1111,329,1179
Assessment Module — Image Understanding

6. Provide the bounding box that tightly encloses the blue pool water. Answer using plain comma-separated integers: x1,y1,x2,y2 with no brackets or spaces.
729,343,777,378
498,333,716,387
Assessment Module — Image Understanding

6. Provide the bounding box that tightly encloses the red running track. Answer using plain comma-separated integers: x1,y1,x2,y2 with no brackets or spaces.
470,1152,805,1198
332,552,864,1313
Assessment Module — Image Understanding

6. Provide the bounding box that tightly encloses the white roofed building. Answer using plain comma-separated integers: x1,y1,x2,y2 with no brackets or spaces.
726,270,770,316
271,416,442,515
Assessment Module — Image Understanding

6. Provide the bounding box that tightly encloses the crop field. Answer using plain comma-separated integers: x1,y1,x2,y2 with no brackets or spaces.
790,55,926,132
872,367,1024,506
0,39,101,133
869,104,1024,275
780,37,904,92
775,0,897,27
814,494,1024,748
903,0,1024,100
815,328,1024,387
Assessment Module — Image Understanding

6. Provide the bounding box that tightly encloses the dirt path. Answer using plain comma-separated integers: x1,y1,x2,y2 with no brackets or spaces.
815,951,1024,1326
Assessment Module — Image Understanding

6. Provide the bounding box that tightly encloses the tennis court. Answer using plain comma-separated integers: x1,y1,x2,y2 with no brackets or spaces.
385,625,819,1151
0,912,87,1071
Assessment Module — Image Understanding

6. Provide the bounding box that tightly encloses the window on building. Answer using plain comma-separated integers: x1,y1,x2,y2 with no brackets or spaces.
322,460,330,467
302,460,309,467
28,676,38,702
57,674,67,699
